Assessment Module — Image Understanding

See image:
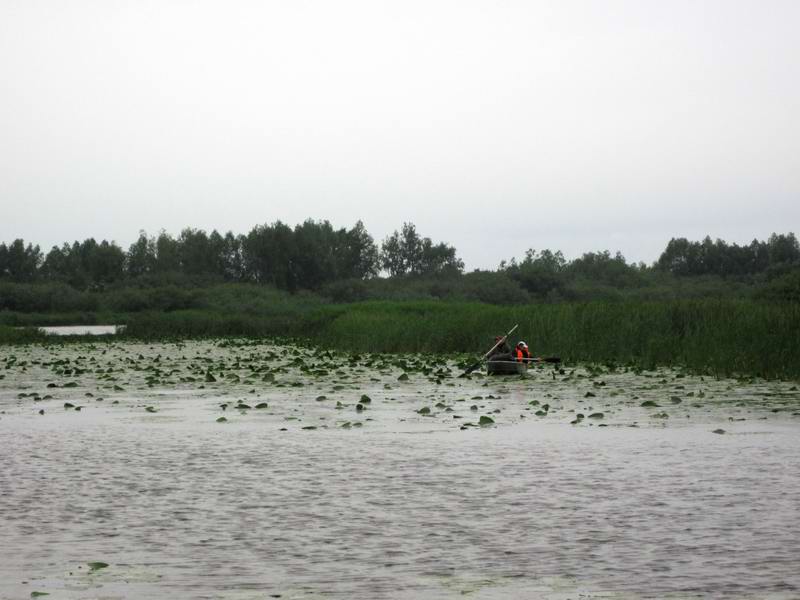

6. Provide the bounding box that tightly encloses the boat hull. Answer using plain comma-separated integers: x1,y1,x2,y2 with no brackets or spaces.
486,360,527,375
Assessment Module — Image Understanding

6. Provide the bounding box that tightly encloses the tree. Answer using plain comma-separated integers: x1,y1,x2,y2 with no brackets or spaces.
380,223,463,276
178,228,214,276
338,220,379,279
242,221,297,290
568,250,643,287
153,231,180,273
126,232,156,278
0,239,42,281
86,240,125,285
766,233,800,266
505,249,567,298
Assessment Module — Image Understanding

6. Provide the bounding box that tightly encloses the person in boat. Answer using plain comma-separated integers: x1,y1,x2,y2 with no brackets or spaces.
488,335,512,361
514,341,531,362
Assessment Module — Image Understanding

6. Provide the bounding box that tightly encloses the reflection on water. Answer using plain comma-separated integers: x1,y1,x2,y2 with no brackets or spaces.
1,341,799,599
39,325,124,336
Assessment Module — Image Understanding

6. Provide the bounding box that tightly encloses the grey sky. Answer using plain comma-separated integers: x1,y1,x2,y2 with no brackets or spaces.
1,0,798,270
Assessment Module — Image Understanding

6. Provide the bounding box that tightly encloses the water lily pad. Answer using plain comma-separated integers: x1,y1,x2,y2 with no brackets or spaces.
478,416,494,425
88,561,109,571
640,400,659,407
216,416,228,423
417,406,431,415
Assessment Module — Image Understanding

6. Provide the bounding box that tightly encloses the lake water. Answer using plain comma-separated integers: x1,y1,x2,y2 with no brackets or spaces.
39,325,123,336
1,340,799,599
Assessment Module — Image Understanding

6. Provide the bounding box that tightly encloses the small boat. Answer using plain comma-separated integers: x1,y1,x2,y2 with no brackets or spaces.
486,360,527,375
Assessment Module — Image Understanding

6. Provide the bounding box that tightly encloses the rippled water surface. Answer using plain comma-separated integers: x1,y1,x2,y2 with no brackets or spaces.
1,341,799,599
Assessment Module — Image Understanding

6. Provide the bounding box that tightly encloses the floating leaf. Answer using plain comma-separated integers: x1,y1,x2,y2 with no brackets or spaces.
255,402,269,409
588,412,604,419
145,406,157,413
301,425,317,430
88,561,109,571
417,406,431,415
640,400,659,407
359,394,372,403
397,373,409,381
712,428,725,434
315,395,327,401
478,416,494,425
216,416,227,423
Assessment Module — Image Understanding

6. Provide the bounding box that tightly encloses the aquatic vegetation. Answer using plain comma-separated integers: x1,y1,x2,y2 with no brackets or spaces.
1,339,798,440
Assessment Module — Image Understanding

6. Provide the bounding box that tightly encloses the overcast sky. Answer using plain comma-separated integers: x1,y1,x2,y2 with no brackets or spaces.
1,0,798,269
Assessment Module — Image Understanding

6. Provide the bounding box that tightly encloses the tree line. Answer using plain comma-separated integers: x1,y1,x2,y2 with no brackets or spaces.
0,220,462,291
1,223,798,300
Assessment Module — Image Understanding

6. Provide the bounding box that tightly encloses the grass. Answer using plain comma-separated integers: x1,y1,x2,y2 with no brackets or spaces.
0,324,48,344
2,296,799,380
303,300,800,379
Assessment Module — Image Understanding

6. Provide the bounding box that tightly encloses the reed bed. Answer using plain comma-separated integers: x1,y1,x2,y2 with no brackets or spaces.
111,299,800,379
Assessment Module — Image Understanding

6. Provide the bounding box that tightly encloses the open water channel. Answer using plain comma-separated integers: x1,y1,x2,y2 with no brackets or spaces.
1,340,799,599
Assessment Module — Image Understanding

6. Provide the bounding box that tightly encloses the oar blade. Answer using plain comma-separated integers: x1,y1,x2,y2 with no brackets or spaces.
458,361,482,377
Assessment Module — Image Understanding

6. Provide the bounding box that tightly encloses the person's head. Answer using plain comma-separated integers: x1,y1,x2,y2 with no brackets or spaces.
518,341,528,349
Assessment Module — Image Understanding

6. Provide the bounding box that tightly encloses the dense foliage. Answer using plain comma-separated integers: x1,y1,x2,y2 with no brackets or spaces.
1,226,799,309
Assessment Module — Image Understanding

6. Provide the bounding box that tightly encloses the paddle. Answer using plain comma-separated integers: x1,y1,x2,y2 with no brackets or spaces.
525,356,561,364
459,324,518,377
